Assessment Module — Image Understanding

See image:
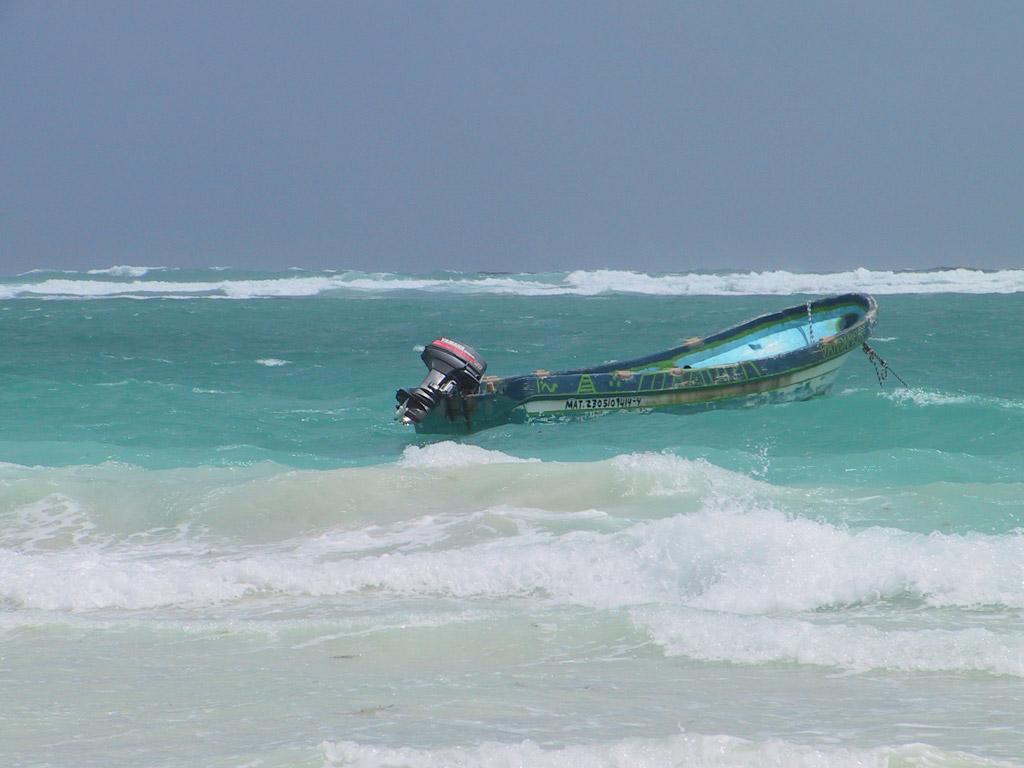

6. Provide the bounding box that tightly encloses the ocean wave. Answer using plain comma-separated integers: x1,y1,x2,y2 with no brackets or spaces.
0,450,755,544
15,268,79,276
2,267,1023,299
1,494,97,552
0,448,1015,543
3,451,1023,629
16,265,165,278
882,389,1024,410
85,265,164,277
321,734,1019,768
397,442,541,468
4,496,1024,617
0,601,499,641
562,267,1024,295
636,607,1024,675
0,275,339,299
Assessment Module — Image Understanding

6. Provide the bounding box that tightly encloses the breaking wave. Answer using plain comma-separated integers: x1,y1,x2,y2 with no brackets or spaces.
321,734,1019,768
2,267,1022,299
9,503,1020,615
3,447,1023,675
84,265,164,277
636,608,1024,676
1,456,1022,677
397,442,541,468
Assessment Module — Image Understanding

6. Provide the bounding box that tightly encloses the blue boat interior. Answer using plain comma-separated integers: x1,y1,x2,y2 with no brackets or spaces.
631,303,866,373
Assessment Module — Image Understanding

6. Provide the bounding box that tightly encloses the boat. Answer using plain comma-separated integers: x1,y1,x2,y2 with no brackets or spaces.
395,292,878,435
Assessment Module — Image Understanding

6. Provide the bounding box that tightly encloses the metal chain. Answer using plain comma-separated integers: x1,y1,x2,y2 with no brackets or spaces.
806,301,815,346
864,343,887,387
862,342,908,388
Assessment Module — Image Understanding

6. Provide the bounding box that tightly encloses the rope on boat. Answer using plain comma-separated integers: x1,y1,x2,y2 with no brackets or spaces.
805,302,816,346
862,342,908,388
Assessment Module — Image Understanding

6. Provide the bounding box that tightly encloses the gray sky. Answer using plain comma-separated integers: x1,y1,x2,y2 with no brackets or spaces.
1,1,1021,275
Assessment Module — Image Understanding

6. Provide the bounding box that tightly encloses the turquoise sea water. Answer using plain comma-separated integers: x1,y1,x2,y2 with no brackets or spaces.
1,267,1023,767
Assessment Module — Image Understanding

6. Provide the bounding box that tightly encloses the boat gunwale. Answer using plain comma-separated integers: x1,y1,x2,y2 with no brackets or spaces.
519,340,858,407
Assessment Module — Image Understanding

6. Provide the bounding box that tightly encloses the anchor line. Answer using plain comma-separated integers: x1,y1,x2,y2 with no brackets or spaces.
861,342,908,388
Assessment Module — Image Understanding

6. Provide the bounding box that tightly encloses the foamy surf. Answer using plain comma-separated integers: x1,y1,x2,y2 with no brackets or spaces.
882,389,1024,411
398,442,541,468
636,607,1024,675
85,265,164,277
2,267,1023,299
321,734,1020,768
0,450,794,546
5,478,1024,640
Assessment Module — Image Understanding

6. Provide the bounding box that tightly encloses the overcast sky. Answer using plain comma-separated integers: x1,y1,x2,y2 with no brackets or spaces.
1,1,1021,275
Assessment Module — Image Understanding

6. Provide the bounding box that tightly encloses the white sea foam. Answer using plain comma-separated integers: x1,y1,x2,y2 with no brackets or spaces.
0,276,339,300
321,734,1018,768
882,389,1024,410
15,265,163,278
0,494,96,552
0,603,504,640
397,442,540,468
5,501,1024,619
339,274,559,295
2,267,1022,299
3,452,1024,682
609,452,770,498
255,358,291,367
636,608,1024,675
85,265,163,277
16,268,78,276
563,267,1024,295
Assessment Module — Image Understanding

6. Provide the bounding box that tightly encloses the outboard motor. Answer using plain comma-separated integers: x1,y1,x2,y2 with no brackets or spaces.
395,338,487,425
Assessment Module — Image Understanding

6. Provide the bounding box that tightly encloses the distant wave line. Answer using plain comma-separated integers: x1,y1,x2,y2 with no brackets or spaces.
2,267,1023,299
